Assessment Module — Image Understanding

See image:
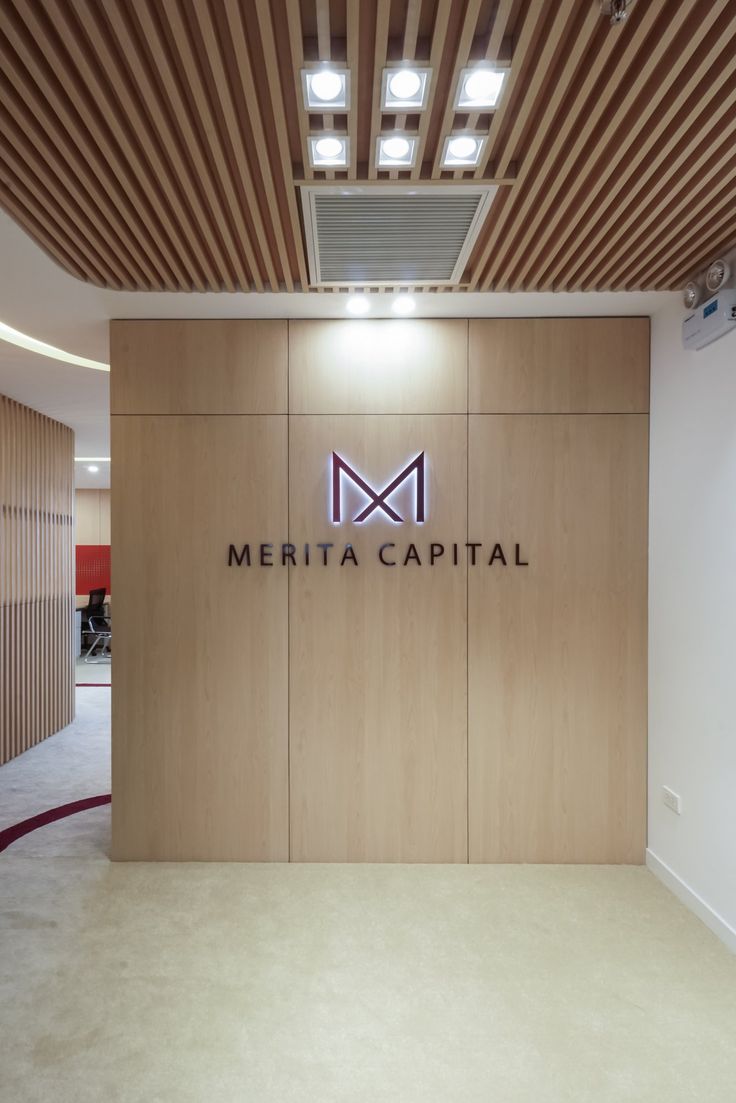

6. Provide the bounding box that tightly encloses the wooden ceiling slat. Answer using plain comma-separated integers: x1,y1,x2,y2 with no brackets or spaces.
0,183,93,283
0,162,118,287
56,0,203,290
409,0,453,181
109,0,241,290
493,1,694,290
367,0,391,181
580,82,736,291
467,3,603,289
0,91,147,289
536,1,736,291
159,0,269,291
472,0,543,182
623,166,736,290
250,0,309,289
191,0,291,289
1,0,167,289
653,211,736,291
429,0,484,181
0,0,733,293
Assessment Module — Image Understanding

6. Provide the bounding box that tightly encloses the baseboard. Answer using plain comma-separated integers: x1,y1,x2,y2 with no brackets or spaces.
646,848,736,954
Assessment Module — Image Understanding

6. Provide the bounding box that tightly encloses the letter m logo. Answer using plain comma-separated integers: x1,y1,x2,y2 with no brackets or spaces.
331,451,426,524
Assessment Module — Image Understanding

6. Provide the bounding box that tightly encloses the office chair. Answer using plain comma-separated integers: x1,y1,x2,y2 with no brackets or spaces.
84,613,112,664
80,588,107,652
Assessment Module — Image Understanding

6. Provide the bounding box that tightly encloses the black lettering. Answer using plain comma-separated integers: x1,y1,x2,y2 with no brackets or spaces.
379,543,396,566
228,544,250,567
317,542,333,565
489,543,507,566
430,543,444,565
260,543,273,566
453,543,459,565
404,543,421,566
466,542,481,566
515,543,529,567
341,544,358,566
282,543,296,566
304,543,310,565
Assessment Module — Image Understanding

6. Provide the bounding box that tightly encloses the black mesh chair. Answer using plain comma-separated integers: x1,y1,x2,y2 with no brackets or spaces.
80,588,106,650
84,612,112,664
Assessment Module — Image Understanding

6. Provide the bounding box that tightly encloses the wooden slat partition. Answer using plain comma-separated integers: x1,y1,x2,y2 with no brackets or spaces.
0,393,74,765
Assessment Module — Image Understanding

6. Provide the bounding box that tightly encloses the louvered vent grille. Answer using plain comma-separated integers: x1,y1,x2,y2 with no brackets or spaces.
301,185,496,286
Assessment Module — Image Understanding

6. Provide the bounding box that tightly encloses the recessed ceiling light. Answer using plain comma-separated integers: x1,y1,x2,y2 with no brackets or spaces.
87,465,99,473
441,134,486,168
75,457,110,462
346,295,370,316
455,66,508,109
0,321,109,372
302,68,350,110
309,135,350,168
376,135,418,168
381,67,431,111
392,295,416,315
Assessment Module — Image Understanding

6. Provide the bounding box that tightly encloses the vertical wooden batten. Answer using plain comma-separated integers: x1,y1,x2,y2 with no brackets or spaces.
0,394,74,765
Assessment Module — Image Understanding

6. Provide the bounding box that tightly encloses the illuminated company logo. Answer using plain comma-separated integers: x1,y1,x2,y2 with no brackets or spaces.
331,451,426,524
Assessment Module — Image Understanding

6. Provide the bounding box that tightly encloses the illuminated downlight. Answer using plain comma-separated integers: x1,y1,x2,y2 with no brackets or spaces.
302,68,350,110
346,295,370,315
309,135,350,168
376,135,417,168
441,135,485,168
705,259,730,293
392,294,416,315
455,66,508,109
683,281,701,310
381,67,431,110
87,465,99,473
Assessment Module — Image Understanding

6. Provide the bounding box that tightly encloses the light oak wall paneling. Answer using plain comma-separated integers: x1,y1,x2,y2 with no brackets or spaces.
288,415,468,862
75,488,111,545
469,318,650,413
468,414,649,864
289,319,468,414
111,415,288,861
110,320,288,415
0,394,74,766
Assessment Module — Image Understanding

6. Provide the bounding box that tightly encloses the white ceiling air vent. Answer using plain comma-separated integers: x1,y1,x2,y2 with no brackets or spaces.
300,184,497,287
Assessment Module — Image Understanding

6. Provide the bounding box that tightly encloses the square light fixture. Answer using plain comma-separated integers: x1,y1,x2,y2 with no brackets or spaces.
381,66,431,111
301,67,350,111
309,135,350,168
441,134,486,168
455,65,508,110
376,134,418,168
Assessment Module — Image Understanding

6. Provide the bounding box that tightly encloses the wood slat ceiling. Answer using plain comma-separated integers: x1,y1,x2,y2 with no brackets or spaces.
0,0,734,293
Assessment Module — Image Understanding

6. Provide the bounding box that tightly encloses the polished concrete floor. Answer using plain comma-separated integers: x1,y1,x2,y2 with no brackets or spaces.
74,655,111,686
1,693,735,1102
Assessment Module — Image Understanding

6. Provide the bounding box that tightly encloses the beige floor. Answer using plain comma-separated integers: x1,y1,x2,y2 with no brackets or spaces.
1,696,736,1102
75,655,111,685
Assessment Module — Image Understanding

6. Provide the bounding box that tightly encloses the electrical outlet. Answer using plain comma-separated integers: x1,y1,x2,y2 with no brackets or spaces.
662,786,682,815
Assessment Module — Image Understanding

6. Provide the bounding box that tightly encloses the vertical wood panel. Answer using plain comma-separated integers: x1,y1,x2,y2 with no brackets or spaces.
0,393,74,765
111,415,288,860
468,414,648,863
469,318,650,413
288,414,468,862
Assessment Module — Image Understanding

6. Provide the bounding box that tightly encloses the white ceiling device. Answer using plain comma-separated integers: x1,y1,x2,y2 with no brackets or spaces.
300,184,497,287
682,247,736,350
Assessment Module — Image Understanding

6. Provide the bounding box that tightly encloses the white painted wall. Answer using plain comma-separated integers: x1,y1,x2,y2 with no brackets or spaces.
648,296,736,950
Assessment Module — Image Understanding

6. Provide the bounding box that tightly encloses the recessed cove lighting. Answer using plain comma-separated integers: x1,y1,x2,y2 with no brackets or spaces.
381,66,431,110
376,134,417,168
346,295,370,316
455,66,508,109
392,295,416,315
302,68,350,110
0,322,109,372
75,457,110,462
441,134,486,168
87,465,99,473
309,135,350,168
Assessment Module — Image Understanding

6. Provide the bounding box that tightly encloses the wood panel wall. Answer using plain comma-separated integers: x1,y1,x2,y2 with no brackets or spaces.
0,393,75,766
111,318,649,863
75,488,111,545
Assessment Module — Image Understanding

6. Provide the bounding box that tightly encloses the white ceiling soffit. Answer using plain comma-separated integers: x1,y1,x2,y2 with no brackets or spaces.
300,185,497,287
